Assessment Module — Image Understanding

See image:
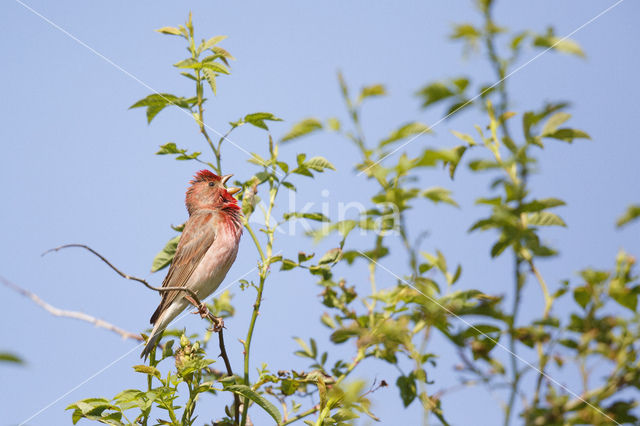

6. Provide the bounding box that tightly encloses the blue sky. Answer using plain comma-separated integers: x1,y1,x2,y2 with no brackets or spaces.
1,0,639,425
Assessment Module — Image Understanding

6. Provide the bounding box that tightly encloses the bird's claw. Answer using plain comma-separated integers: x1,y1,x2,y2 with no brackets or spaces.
185,295,210,319
191,304,210,319
210,316,225,333
184,294,223,331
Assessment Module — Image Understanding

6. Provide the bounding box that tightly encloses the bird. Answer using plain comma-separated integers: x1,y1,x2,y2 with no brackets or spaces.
141,170,243,359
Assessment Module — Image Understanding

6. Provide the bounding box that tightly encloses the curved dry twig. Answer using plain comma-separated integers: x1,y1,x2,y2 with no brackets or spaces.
43,244,201,303
0,275,143,341
42,243,236,391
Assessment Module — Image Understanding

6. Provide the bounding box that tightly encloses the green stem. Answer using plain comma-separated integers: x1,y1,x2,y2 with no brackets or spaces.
240,274,265,426
282,405,320,426
504,256,523,426
241,165,279,426
194,69,220,174
483,2,511,141
244,223,266,264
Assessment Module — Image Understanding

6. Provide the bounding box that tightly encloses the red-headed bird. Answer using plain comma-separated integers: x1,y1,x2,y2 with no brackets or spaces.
141,170,243,359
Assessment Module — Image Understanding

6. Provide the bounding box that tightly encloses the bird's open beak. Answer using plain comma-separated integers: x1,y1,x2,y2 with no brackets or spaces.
221,174,241,195
221,174,233,185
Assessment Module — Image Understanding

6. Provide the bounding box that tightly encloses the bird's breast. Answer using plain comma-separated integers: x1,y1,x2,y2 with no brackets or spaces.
188,219,241,298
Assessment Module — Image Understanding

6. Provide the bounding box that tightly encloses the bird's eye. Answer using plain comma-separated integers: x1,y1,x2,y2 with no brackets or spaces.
209,182,215,187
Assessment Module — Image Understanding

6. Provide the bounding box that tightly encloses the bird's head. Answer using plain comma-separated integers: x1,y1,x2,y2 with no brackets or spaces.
185,170,241,215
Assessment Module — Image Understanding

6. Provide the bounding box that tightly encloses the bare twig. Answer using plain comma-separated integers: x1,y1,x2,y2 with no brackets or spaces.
43,244,201,304
0,275,143,341
43,243,239,423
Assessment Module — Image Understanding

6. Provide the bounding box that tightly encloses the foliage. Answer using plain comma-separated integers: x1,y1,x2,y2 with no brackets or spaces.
68,2,639,426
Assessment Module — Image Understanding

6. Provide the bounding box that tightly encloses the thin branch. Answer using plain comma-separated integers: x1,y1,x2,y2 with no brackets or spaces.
0,275,143,341
43,244,203,304
281,405,320,426
528,259,552,319
214,317,240,425
43,243,239,422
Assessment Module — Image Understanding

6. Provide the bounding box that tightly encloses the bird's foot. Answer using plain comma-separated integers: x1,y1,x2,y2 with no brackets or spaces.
185,295,210,319
210,316,225,333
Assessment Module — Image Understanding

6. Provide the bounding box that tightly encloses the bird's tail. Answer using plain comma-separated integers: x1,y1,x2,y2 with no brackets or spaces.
141,321,164,360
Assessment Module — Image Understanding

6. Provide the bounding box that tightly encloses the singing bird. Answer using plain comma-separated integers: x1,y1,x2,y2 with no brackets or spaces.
141,170,243,359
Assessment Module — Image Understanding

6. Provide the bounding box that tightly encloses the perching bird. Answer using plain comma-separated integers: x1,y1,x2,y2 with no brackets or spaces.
141,170,243,359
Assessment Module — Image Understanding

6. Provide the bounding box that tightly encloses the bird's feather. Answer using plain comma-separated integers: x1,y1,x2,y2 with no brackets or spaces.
149,211,217,324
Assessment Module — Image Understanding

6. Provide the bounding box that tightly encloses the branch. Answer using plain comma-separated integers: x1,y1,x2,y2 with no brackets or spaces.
0,275,143,341
43,243,239,423
43,244,203,305
527,259,552,318
281,405,320,426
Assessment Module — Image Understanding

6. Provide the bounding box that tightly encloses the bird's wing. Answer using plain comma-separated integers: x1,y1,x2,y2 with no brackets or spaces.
150,211,216,324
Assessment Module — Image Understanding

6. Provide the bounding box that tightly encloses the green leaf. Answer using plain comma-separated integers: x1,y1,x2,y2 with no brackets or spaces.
280,259,298,271
202,68,217,95
174,58,200,69
155,26,182,36
414,148,460,168
0,352,23,364
151,235,180,272
450,130,476,146
211,46,235,61
241,185,258,219
520,198,566,212
130,94,195,123
573,286,590,309
533,28,585,58
133,365,161,379
283,212,330,222
544,128,591,143
358,84,386,103
281,118,323,142
461,324,501,338
528,212,566,227
155,142,181,155
304,156,336,172
450,23,481,42
396,375,417,407
298,252,314,263
616,204,640,228
202,35,227,50
416,82,454,108
244,112,283,131
326,117,341,131
541,112,571,136
380,122,431,147
422,187,459,207
201,61,230,75
224,385,282,424
318,248,342,265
